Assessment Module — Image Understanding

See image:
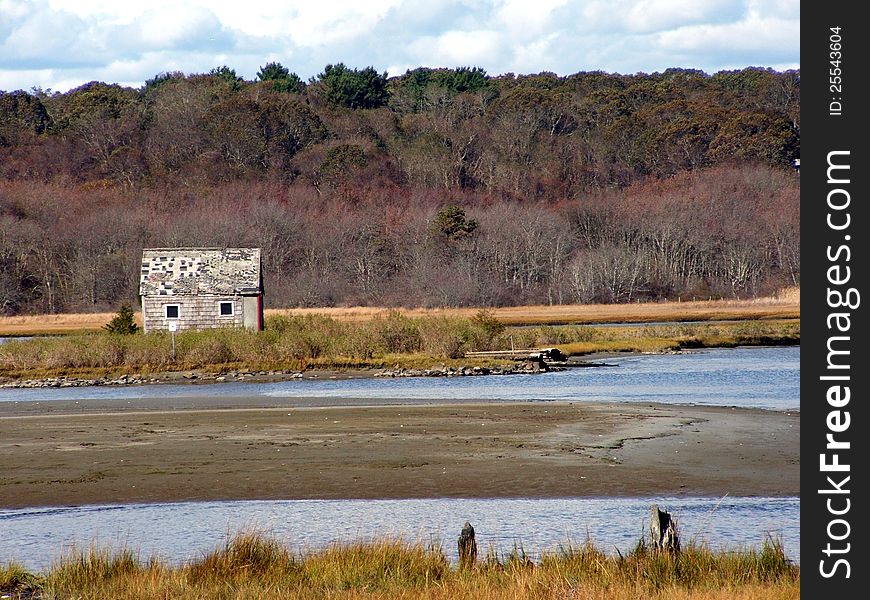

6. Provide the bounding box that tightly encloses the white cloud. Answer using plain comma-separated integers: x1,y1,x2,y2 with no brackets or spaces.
496,0,568,37
1,3,97,68
0,0,799,92
412,29,503,67
0,67,49,92
279,1,404,46
112,5,230,53
40,1,404,43
0,0,31,22
131,0,406,45
625,0,740,33
385,62,417,78
656,13,798,54
579,0,743,33
510,33,560,74
748,0,799,19
134,6,222,48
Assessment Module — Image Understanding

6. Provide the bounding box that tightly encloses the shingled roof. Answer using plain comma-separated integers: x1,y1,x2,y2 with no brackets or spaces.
139,248,261,297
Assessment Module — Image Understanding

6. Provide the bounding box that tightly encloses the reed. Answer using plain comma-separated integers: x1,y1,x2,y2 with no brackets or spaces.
185,530,298,585
0,561,42,598
0,313,799,380
0,289,800,337
3,532,799,600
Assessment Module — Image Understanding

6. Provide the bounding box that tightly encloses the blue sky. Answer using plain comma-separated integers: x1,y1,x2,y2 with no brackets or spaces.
0,0,799,93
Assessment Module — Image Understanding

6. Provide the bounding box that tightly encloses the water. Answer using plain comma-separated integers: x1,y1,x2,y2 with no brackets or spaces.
0,496,799,571
0,346,799,410
0,346,800,571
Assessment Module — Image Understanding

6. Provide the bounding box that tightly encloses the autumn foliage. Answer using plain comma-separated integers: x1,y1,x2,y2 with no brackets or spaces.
0,66,799,314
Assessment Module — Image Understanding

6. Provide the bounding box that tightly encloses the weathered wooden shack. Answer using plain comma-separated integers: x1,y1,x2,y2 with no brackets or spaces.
139,248,264,333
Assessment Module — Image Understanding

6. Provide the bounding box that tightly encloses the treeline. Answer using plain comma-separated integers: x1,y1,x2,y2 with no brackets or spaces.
0,163,798,314
0,64,798,192
0,64,799,314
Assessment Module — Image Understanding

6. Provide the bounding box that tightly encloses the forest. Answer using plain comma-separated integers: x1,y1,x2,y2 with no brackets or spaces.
0,64,799,314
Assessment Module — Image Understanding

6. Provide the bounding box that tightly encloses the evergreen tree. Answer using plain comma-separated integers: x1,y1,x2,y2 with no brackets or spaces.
317,63,389,109
103,304,139,334
433,205,478,240
257,61,290,81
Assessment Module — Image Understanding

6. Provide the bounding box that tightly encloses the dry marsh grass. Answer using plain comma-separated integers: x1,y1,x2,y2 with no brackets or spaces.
270,286,800,325
0,311,121,335
270,296,799,326
0,289,799,336
0,313,799,380
2,533,799,600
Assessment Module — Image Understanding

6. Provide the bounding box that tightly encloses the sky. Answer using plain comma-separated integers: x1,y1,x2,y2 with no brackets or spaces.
0,0,799,93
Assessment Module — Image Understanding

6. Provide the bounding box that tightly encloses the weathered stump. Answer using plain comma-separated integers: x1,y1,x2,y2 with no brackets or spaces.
458,521,477,570
649,504,680,553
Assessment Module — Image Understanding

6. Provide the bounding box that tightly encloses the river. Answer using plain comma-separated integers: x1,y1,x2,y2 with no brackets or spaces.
1,496,799,570
0,346,799,411
0,346,800,570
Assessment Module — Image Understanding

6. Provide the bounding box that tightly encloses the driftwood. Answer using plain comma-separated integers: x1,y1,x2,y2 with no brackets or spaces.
458,521,477,570
649,504,680,553
464,347,567,362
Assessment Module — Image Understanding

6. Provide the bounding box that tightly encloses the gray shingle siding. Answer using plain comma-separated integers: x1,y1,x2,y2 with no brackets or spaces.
139,248,263,332
142,295,245,332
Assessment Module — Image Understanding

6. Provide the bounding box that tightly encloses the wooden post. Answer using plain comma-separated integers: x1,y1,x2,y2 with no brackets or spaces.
649,504,680,553
458,521,477,570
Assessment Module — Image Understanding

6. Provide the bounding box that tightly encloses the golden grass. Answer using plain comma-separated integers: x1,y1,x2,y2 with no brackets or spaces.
2,533,799,600
0,289,799,336
268,294,799,326
557,338,681,356
0,312,120,336
0,315,798,381
775,286,800,304
552,319,800,357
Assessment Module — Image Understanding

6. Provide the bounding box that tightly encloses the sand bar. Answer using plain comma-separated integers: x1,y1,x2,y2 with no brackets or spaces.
0,398,798,509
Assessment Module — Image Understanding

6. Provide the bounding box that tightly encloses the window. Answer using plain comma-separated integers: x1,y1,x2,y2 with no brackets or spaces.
219,301,234,316
165,304,180,319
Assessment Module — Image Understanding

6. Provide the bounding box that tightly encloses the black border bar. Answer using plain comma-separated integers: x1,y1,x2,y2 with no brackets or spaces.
802,3,868,595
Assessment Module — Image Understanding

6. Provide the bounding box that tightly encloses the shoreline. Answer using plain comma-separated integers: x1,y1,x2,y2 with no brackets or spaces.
1,490,802,510
0,360,567,390
0,344,797,390
0,399,799,509
1,349,644,389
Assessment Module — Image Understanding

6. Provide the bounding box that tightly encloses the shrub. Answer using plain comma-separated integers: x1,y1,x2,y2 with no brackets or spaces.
467,309,505,351
102,304,139,335
180,331,236,365
375,311,422,354
337,322,381,359
417,317,470,358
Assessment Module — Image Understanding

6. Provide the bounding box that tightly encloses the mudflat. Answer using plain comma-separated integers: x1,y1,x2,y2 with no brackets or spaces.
0,399,798,508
